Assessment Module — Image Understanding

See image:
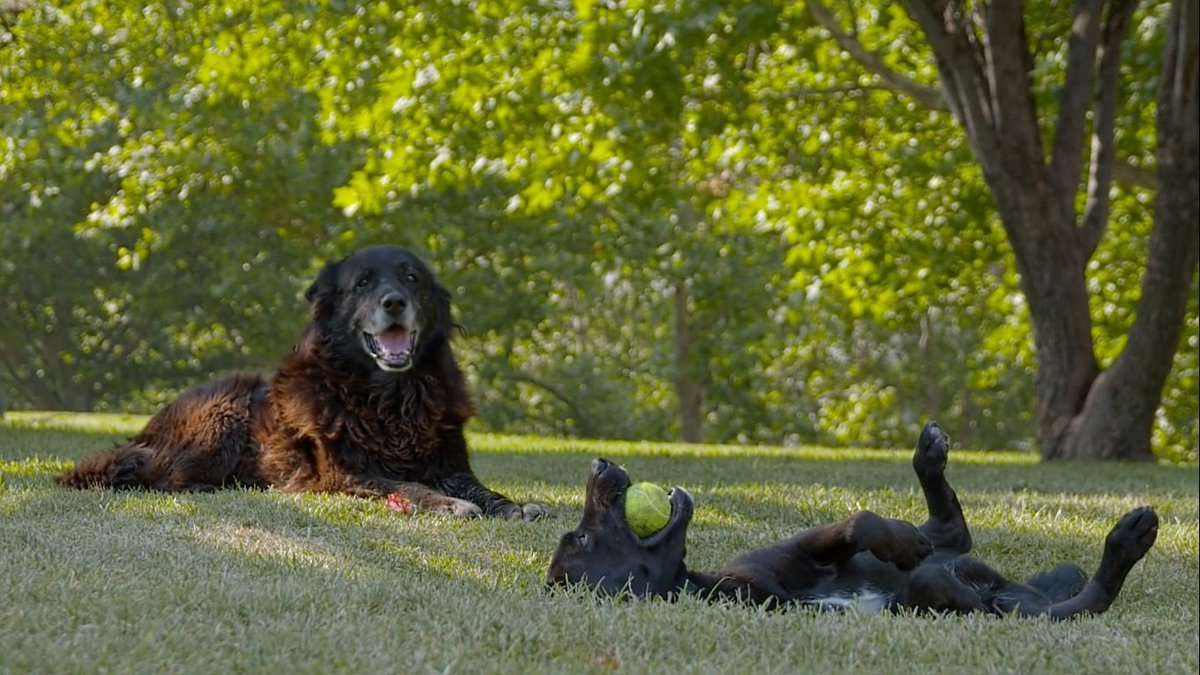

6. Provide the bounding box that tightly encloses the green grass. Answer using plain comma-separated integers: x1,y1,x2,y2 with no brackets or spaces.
1,411,1197,674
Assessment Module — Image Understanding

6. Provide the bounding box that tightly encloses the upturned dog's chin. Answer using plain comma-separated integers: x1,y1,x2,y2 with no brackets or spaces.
361,325,419,372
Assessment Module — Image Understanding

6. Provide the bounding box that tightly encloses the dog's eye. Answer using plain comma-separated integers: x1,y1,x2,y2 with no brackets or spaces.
355,274,371,289
404,273,419,283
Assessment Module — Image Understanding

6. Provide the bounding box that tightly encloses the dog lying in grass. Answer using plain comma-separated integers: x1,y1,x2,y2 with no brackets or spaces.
57,246,547,520
547,422,1158,617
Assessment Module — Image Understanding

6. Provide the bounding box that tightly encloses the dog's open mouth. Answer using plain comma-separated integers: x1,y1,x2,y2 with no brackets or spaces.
362,325,417,372
589,459,693,547
627,486,691,547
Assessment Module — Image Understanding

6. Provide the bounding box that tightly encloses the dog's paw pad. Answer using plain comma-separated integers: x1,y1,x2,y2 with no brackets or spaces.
913,422,949,477
1105,506,1158,565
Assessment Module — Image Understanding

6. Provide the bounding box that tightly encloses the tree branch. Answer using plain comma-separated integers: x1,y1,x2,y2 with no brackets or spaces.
1103,0,1199,428
708,83,928,103
1048,0,1107,201
981,2,1045,178
804,1,1154,194
1156,0,1198,142
507,371,589,435
806,0,948,111
1081,0,1142,259
905,0,1004,179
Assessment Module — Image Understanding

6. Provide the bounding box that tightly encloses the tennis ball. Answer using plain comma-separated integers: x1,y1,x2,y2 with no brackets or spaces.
624,482,671,538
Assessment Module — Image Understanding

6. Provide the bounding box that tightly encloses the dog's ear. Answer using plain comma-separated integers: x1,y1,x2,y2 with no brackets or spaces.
432,282,461,336
305,259,339,305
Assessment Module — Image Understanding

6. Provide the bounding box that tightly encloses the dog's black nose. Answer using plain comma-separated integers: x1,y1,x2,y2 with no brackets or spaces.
591,458,610,476
380,292,407,313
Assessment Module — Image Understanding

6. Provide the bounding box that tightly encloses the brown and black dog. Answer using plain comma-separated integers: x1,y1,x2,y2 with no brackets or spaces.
548,422,1157,617
58,246,547,520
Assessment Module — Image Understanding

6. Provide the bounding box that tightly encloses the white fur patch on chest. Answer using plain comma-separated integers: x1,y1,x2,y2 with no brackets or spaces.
802,588,894,614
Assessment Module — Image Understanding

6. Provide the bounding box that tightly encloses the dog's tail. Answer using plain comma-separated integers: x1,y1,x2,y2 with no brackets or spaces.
56,445,158,490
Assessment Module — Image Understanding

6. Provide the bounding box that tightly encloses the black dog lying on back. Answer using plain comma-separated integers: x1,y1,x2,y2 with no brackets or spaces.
547,423,1158,617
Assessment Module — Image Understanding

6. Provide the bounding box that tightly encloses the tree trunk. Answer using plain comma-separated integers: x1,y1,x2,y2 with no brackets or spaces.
996,191,1104,459
960,385,974,449
673,280,703,443
1051,0,1200,460
905,0,1195,461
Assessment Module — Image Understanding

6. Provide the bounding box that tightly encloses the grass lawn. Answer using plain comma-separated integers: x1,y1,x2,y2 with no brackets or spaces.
1,411,1197,674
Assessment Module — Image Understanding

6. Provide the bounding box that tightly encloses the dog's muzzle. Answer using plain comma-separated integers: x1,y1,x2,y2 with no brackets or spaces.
362,324,418,371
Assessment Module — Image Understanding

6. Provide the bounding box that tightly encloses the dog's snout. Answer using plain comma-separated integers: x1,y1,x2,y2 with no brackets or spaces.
380,292,407,313
591,458,610,476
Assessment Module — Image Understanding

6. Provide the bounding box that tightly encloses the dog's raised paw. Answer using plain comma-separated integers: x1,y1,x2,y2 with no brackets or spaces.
1103,506,1158,569
913,421,949,479
882,518,934,570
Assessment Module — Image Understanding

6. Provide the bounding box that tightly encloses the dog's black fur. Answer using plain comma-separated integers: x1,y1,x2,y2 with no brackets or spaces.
58,246,547,520
548,422,1158,617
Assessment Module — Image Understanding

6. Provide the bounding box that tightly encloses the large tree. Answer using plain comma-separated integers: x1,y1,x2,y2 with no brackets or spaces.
813,0,1198,460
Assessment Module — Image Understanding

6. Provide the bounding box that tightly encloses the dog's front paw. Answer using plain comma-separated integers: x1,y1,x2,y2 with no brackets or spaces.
875,519,934,571
430,497,483,518
493,502,552,521
518,502,552,521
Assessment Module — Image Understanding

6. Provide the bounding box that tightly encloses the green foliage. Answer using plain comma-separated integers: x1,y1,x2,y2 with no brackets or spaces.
0,0,362,410
1,1,1194,458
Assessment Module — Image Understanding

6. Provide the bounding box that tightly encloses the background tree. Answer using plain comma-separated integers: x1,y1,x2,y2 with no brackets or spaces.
898,0,1198,460
790,1,1196,460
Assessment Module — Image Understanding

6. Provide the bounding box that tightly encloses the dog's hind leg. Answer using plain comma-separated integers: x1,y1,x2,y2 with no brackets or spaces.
56,441,234,491
770,510,934,571
57,374,265,492
900,563,989,614
1026,563,1087,603
912,422,972,555
1016,507,1158,619
55,444,157,489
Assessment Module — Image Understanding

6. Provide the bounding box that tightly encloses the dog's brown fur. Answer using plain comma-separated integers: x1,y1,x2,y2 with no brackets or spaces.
58,246,547,520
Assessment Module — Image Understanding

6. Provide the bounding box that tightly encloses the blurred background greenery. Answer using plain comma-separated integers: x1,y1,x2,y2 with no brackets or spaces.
1,0,1194,461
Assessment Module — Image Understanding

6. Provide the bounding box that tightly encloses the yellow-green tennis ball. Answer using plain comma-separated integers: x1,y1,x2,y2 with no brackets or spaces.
624,482,671,538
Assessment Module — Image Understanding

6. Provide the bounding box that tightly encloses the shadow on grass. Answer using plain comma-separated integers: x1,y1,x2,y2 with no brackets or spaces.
2,487,556,610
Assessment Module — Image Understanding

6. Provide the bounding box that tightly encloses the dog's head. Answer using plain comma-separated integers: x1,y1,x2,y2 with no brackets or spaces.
304,246,453,373
546,458,694,598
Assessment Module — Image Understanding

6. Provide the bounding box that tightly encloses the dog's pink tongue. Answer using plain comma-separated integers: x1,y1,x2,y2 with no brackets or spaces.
377,327,412,357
